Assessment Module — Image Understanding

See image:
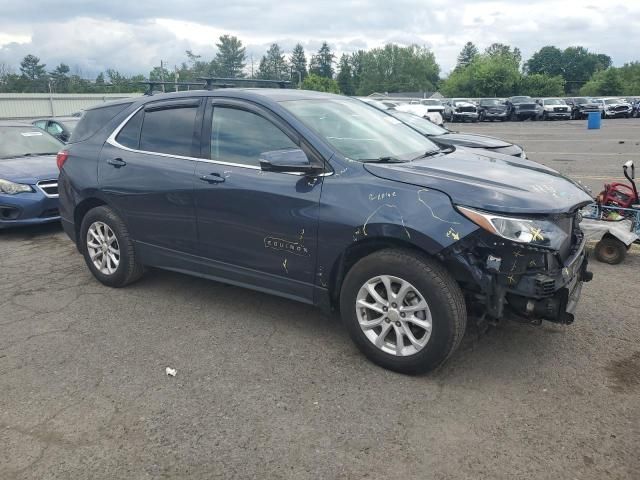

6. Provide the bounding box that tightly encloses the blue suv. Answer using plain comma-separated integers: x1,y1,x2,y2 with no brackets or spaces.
59,89,593,374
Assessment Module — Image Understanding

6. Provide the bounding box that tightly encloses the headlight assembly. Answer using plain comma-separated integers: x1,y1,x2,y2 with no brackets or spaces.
0,178,33,195
457,206,568,250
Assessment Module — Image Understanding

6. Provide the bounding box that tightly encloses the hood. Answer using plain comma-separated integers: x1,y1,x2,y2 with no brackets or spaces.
364,148,592,215
454,102,476,109
0,155,59,184
434,132,512,149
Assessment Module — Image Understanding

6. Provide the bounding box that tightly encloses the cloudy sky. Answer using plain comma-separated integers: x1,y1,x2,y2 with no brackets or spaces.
0,0,638,78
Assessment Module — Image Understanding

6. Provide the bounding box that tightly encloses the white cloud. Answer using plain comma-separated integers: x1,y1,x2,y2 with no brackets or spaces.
0,0,638,77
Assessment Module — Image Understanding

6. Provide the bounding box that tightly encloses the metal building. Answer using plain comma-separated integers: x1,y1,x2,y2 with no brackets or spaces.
0,93,142,120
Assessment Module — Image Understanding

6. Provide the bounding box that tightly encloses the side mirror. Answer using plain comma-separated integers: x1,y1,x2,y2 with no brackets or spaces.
259,148,320,174
623,160,635,179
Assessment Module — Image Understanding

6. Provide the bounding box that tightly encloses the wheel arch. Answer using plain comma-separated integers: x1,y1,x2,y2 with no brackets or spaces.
73,197,108,245
327,236,437,312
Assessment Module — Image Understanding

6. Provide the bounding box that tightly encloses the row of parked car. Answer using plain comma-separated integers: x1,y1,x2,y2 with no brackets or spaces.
373,96,640,123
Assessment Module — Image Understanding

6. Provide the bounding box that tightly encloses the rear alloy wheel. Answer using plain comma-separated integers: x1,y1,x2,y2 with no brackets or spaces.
340,249,466,374
80,206,144,287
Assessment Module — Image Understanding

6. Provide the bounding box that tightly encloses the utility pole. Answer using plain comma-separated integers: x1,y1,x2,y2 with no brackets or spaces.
174,66,179,92
160,60,165,92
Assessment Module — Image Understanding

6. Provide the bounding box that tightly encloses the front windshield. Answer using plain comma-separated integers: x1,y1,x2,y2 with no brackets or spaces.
421,99,442,106
604,98,621,105
511,96,532,102
0,127,63,159
391,111,448,136
575,98,590,103
453,99,471,105
544,99,565,105
480,99,502,106
281,98,439,161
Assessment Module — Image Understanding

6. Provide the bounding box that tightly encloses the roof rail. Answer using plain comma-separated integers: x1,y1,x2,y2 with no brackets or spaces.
137,80,208,96
196,77,293,90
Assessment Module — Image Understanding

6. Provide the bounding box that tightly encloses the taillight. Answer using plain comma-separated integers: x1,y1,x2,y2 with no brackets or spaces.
56,150,68,170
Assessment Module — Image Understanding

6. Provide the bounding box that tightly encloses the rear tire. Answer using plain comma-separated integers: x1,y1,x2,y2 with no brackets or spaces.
339,249,466,374
80,206,145,287
594,237,626,265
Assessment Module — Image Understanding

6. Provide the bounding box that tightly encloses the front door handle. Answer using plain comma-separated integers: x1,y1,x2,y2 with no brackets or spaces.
199,173,225,184
107,158,127,168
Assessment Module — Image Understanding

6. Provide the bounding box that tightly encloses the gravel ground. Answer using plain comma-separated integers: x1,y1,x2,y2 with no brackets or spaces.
1,119,639,479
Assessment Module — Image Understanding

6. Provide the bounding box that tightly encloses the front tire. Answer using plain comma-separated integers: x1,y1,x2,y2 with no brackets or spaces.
339,249,466,374
80,206,145,287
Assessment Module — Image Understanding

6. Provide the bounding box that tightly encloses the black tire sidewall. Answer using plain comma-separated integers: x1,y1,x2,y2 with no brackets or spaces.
80,206,136,287
340,250,464,374
595,238,626,265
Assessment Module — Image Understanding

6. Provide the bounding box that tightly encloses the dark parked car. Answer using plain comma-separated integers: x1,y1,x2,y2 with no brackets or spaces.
477,98,508,121
32,116,80,143
58,90,593,374
0,122,64,228
506,96,539,121
566,97,601,120
443,99,479,122
389,110,525,158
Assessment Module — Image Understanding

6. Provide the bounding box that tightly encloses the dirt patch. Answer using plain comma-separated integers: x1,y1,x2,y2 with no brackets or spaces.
605,351,640,393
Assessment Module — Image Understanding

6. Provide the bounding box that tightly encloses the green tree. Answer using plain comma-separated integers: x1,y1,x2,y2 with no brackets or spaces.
356,44,440,95
455,42,479,70
349,50,366,93
256,43,289,80
336,54,355,95
49,63,70,93
309,42,335,78
215,35,246,77
561,46,611,93
524,46,564,76
289,43,307,84
485,43,521,64
520,74,565,97
301,73,339,93
442,52,520,97
19,54,48,91
580,68,624,96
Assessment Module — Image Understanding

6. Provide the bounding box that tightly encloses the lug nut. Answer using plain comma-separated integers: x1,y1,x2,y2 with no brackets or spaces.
400,312,406,318
391,303,397,308
385,318,390,323
395,321,401,327
382,306,388,312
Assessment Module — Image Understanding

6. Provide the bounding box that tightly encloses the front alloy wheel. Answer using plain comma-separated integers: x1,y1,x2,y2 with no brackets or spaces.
356,275,432,356
86,221,120,275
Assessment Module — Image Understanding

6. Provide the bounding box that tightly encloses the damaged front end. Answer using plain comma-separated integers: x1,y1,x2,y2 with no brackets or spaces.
440,207,593,325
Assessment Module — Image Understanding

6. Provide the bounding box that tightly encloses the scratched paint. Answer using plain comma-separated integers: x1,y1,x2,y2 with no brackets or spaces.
417,189,460,225
282,257,288,273
368,191,397,201
362,204,411,239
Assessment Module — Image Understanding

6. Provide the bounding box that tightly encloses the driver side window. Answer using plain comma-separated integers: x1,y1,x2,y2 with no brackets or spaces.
211,107,297,167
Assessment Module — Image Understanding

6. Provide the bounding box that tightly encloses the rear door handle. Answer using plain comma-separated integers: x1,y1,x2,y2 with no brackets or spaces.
107,158,127,168
199,173,225,184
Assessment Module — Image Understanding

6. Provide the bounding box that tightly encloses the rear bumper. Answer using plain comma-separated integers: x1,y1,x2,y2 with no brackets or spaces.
61,217,77,245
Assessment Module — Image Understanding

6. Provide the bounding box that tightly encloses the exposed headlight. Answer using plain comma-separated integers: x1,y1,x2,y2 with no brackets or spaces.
0,178,33,195
457,206,568,250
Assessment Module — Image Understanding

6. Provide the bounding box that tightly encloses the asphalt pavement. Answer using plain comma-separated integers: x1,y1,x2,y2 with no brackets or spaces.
1,118,639,479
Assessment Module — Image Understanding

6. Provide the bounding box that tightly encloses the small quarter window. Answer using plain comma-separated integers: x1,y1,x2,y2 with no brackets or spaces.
116,109,144,149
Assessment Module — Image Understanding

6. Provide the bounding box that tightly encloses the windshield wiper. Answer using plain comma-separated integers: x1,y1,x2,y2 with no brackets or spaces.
411,149,442,160
363,156,409,164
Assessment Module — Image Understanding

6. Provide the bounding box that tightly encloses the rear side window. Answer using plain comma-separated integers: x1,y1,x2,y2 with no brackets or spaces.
70,102,131,143
139,106,198,157
115,109,144,149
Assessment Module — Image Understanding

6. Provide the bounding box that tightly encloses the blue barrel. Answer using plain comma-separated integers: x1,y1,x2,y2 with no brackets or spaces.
588,111,601,129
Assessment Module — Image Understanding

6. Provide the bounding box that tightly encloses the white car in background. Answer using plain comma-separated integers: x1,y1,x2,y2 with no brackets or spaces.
359,98,444,126
594,98,632,118
393,103,444,126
